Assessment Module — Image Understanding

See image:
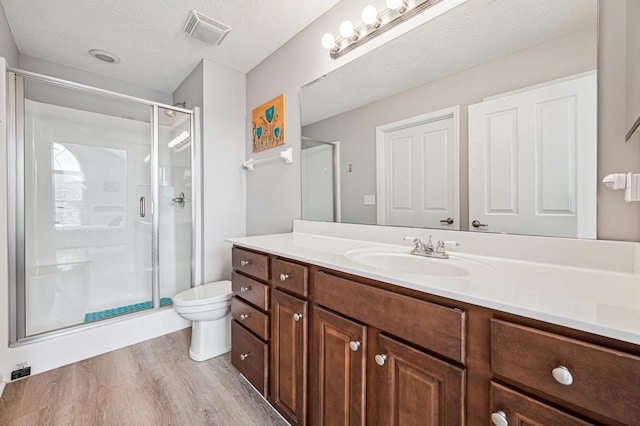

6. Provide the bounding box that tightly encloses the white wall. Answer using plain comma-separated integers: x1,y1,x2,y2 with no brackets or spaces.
246,0,640,241
174,59,247,283
201,60,247,282
0,5,18,66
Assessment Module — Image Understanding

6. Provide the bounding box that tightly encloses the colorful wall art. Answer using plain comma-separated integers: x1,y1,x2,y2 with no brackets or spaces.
252,93,286,152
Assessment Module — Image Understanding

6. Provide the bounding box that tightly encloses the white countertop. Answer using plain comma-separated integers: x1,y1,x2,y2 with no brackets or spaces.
228,226,640,346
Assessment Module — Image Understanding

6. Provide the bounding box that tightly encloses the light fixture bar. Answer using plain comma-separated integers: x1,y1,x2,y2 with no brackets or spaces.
328,0,444,60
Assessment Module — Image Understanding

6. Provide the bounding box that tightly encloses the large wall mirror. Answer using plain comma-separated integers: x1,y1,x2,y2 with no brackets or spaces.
301,0,600,239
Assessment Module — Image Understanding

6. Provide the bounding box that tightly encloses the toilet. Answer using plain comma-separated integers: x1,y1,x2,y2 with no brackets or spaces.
172,280,233,361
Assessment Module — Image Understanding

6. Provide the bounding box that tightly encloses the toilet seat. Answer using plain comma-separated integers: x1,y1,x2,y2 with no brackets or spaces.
172,280,232,307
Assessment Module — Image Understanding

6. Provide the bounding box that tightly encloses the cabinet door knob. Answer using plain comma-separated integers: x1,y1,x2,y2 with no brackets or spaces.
472,220,488,228
240,352,252,361
240,286,250,293
551,365,573,385
375,353,387,366
240,314,251,320
491,410,508,426
440,217,454,225
349,340,361,351
279,273,290,281
240,260,250,267
293,313,303,321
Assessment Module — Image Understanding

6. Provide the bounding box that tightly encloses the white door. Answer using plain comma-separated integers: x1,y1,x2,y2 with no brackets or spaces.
376,107,460,229
468,72,597,238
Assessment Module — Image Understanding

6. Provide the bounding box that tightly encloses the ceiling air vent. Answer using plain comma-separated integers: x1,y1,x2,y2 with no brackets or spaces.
183,10,231,46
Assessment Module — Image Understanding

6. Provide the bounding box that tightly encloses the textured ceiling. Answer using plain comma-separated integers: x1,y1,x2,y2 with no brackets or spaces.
301,0,597,126
1,0,341,93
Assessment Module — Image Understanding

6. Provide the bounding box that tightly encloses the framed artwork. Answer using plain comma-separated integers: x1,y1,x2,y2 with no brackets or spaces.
252,93,286,152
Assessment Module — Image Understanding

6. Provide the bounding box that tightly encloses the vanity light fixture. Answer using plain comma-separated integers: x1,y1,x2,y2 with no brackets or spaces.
321,33,339,52
386,0,408,13
321,0,443,59
361,6,381,28
339,20,358,40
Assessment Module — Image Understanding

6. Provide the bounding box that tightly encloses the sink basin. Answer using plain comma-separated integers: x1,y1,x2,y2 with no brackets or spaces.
345,248,493,277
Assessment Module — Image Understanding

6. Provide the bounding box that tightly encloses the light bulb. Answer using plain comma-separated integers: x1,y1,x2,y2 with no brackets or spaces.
321,33,337,50
386,0,407,12
339,20,355,39
361,5,380,27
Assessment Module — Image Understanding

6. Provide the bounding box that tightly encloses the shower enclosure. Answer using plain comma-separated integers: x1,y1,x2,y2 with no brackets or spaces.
7,70,198,342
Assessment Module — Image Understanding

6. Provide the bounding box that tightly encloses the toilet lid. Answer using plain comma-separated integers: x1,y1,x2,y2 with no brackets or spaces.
172,280,232,306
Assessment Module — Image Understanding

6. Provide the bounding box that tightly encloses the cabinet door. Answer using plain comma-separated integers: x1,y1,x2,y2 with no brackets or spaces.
271,289,308,425
313,307,366,426
376,334,464,425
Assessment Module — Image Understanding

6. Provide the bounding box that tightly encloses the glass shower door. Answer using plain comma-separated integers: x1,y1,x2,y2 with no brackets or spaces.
156,107,192,302
20,76,153,336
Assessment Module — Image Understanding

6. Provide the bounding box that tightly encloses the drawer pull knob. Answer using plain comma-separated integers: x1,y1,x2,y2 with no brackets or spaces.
279,273,290,281
240,286,250,293
240,352,252,361
375,354,387,366
240,314,251,320
349,340,361,351
293,313,303,322
552,365,573,385
491,410,508,426
240,260,250,267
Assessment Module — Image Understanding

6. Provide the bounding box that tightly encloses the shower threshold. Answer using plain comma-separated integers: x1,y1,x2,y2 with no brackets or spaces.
84,298,173,323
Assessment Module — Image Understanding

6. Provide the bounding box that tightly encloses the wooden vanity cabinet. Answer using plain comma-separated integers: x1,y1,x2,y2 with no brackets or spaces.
490,318,640,426
230,247,270,396
270,259,310,426
230,245,640,426
313,270,466,425
313,307,367,425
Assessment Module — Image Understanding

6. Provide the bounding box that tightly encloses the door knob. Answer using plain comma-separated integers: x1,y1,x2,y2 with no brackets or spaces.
279,273,290,281
491,410,508,426
472,220,488,228
240,352,252,361
374,353,387,366
349,340,361,351
239,314,251,320
551,365,573,385
240,260,250,267
240,286,250,293
440,217,454,225
293,313,303,321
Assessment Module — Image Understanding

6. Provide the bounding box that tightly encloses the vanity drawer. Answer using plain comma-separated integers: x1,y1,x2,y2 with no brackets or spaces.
232,247,269,281
232,296,269,340
232,271,269,310
490,382,595,426
314,271,465,363
491,319,640,425
272,258,308,297
232,320,268,396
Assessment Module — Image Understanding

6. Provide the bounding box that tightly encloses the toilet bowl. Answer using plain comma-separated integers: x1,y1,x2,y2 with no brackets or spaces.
172,280,232,361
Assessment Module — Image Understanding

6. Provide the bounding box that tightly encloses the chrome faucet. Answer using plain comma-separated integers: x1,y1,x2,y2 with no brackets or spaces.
403,235,450,259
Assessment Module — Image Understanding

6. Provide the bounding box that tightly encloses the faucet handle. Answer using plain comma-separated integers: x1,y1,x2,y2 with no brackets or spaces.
436,240,446,253
425,235,434,251
403,236,421,248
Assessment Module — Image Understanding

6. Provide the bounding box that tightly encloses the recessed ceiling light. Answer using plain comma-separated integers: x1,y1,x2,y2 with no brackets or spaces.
89,49,120,64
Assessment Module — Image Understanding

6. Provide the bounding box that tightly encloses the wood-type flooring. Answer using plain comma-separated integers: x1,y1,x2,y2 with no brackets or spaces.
0,329,287,426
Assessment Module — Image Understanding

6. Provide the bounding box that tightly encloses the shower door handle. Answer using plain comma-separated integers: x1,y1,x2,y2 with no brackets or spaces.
139,197,146,218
